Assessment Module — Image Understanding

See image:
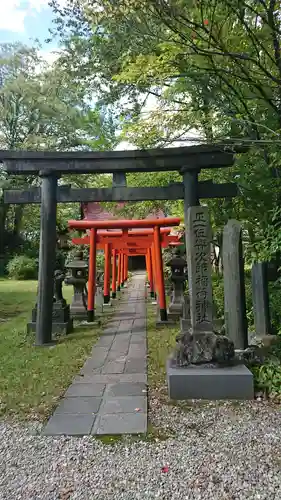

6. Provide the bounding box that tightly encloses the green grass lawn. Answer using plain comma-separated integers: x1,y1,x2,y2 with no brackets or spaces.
0,279,110,421
146,303,178,401
0,278,177,427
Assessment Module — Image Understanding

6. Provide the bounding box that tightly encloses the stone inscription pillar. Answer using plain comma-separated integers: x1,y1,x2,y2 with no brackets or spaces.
187,206,213,333
176,206,235,365
223,220,248,349
252,262,271,337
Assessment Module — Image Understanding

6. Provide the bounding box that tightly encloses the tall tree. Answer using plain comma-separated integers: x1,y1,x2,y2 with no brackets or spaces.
0,41,118,266
49,1,281,260
50,0,281,138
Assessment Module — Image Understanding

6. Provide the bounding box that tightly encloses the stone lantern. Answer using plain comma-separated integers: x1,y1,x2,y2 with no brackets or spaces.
167,249,187,321
27,269,73,335
65,259,88,320
57,229,69,250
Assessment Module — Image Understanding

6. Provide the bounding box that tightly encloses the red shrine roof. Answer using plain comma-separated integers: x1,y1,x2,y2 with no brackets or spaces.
82,202,165,221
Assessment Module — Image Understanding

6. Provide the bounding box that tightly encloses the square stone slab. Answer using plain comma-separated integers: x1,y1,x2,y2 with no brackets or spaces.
101,360,126,374
104,320,120,329
106,353,127,362
54,396,102,414
95,336,115,348
130,337,147,347
64,383,106,398
43,413,95,436
100,396,147,414
104,382,147,397
113,333,131,343
102,327,119,335
128,345,146,359
124,358,147,374
117,321,134,331
114,329,132,336
80,365,102,376
133,319,145,328
90,346,110,360
108,344,130,357
80,357,105,373
92,412,147,435
131,327,145,335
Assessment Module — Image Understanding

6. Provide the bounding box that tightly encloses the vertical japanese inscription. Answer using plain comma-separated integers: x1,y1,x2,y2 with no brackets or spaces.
187,207,213,332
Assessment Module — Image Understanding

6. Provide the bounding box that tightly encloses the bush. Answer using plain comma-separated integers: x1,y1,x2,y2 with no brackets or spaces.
248,340,281,401
251,362,281,401
268,281,281,334
212,272,254,328
7,255,38,280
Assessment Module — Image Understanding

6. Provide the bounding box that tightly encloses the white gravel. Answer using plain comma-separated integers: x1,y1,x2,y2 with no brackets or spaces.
1,398,281,500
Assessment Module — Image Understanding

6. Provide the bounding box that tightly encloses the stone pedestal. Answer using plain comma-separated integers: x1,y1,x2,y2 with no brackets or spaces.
167,356,254,400
28,269,73,336
69,288,88,319
95,286,104,314
167,281,184,321
65,259,88,321
167,252,186,321
28,301,73,335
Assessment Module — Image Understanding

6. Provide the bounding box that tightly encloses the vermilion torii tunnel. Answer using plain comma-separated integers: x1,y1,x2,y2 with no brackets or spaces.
68,217,181,322
72,227,181,317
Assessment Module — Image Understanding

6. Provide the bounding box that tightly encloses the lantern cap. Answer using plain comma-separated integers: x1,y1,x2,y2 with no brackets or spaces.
167,256,186,267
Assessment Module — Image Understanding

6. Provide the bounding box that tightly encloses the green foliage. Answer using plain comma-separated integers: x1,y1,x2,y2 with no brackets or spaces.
96,252,105,281
252,362,281,401
50,0,281,254
7,255,38,280
212,268,281,335
211,274,225,320
250,341,281,401
212,271,255,329
268,281,281,334
146,303,178,391
0,42,84,151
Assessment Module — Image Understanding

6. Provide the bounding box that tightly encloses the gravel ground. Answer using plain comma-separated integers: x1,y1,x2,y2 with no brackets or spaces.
1,398,281,500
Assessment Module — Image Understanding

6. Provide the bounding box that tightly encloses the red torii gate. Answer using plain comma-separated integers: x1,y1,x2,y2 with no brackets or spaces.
73,231,180,301
68,217,181,322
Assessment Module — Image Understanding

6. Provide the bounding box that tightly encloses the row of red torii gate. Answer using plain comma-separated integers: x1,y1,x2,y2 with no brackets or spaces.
69,215,182,322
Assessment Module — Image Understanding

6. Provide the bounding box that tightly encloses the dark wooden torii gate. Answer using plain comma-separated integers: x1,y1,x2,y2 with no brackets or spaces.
0,144,246,345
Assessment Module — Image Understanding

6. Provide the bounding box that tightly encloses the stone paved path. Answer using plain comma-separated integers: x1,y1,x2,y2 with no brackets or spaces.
44,273,147,436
